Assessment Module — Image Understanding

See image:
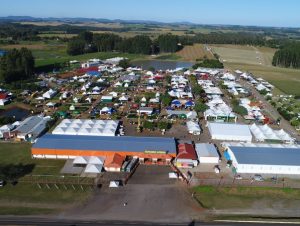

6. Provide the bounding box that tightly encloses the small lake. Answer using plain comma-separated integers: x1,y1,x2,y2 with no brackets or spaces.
0,107,30,121
133,60,194,71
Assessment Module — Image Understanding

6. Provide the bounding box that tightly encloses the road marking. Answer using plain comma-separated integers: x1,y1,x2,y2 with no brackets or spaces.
215,219,300,224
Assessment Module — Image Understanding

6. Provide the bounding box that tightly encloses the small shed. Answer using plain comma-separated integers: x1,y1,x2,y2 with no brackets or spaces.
101,95,113,103
186,121,201,135
195,143,220,164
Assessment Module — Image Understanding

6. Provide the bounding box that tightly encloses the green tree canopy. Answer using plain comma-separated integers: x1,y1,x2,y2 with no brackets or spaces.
0,48,34,83
194,102,209,113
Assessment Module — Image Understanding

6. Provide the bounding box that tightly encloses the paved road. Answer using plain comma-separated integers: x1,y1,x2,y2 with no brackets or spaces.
0,217,297,226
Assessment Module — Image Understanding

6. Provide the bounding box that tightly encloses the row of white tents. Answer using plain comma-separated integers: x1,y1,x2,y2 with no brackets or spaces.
73,156,105,173
250,124,295,143
52,119,119,136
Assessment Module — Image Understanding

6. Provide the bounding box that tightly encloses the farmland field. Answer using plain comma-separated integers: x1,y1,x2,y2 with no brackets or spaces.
210,44,300,96
176,44,215,61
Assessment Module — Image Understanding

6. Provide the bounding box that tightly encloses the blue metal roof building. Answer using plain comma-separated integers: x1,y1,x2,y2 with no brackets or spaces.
228,145,300,175
33,134,177,154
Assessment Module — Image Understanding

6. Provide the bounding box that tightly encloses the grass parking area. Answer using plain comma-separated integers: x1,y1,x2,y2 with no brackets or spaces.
226,62,300,96
0,142,92,215
192,186,300,210
209,44,300,96
176,44,215,61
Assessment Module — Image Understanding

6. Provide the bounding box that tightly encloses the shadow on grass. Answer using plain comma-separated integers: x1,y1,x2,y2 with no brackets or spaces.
0,163,35,183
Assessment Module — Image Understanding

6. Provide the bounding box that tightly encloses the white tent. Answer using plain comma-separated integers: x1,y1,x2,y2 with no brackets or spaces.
186,121,201,135
84,164,103,173
88,156,104,165
208,122,252,142
109,180,120,188
119,96,128,101
73,156,89,165
249,124,294,143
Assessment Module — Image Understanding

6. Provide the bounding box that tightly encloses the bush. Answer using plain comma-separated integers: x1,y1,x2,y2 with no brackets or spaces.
158,121,171,130
192,59,224,69
194,102,209,113
233,105,248,116
291,119,300,127
143,121,155,130
259,89,269,95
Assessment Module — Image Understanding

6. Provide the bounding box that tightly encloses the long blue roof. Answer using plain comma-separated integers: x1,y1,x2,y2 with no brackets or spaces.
33,134,176,154
229,146,300,166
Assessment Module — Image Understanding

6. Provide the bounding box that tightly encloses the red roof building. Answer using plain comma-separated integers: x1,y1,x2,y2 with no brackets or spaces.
0,93,8,100
177,143,197,160
104,153,125,172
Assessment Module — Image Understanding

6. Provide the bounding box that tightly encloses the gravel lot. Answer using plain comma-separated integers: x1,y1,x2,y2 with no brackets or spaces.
63,165,202,223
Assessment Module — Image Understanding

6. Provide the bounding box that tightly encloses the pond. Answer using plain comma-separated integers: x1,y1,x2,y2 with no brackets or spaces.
132,60,194,71
0,107,30,121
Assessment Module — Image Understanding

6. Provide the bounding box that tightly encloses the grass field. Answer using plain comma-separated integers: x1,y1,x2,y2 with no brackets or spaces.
209,44,300,96
155,54,182,60
192,186,300,210
0,40,147,68
210,44,276,66
0,143,92,214
176,44,215,61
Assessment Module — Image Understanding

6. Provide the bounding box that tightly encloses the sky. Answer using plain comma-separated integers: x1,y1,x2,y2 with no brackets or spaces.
1,0,300,27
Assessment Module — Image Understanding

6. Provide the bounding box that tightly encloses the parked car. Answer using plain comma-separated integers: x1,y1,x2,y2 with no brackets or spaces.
253,174,264,181
0,180,5,187
235,175,243,180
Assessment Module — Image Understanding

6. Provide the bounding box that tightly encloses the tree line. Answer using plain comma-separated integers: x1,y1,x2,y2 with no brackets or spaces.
66,31,181,55
272,42,300,68
0,48,34,83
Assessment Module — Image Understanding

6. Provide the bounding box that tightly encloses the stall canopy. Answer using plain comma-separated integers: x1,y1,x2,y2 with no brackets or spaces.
84,164,103,173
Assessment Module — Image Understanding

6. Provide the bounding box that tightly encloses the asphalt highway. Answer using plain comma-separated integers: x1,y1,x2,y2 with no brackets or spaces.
0,217,298,226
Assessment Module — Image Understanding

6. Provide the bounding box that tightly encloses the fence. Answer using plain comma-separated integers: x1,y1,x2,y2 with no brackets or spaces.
190,177,300,189
19,174,96,190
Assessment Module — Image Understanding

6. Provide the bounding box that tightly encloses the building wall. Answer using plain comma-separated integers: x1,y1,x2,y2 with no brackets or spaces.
236,164,300,175
228,148,300,175
211,134,252,142
31,148,175,160
199,157,219,164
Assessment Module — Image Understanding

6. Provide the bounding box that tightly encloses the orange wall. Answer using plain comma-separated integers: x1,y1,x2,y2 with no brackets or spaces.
32,148,176,159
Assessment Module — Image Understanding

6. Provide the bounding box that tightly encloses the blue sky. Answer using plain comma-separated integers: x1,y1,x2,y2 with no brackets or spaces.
1,0,300,27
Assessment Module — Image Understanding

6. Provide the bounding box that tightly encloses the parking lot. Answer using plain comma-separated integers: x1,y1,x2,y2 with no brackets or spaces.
128,165,175,185
64,165,201,223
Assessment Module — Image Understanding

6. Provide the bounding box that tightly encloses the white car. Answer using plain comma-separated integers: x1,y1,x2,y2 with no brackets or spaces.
253,174,264,181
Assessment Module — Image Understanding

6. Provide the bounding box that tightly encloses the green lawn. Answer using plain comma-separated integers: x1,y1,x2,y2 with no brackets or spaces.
0,207,55,215
0,143,65,175
0,143,92,214
225,62,300,96
155,54,182,60
192,186,300,209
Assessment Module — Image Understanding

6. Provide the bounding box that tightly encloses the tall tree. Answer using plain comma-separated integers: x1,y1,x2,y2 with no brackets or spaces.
0,48,34,83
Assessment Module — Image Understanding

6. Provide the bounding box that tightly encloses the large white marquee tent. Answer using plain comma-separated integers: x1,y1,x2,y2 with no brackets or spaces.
52,119,119,136
207,122,252,142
